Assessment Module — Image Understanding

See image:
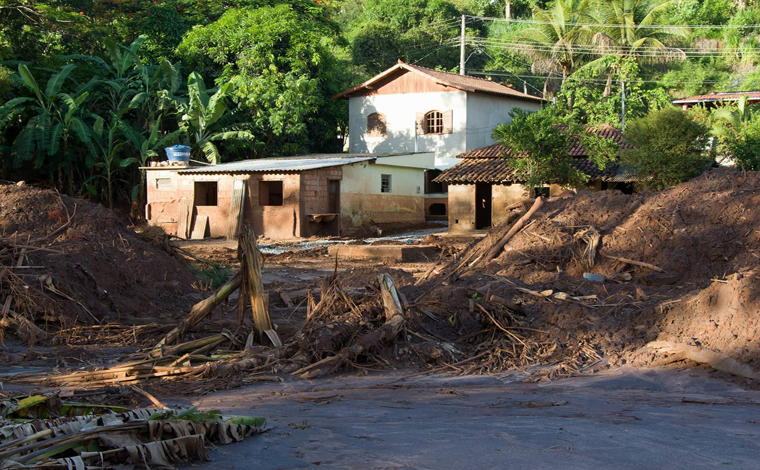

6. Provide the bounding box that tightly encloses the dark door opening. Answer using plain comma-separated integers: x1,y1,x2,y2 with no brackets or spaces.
328,180,340,213
475,183,492,230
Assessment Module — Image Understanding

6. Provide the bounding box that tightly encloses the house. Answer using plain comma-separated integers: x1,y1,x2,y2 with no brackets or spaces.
672,91,760,111
144,152,434,240
434,124,634,234
333,61,544,220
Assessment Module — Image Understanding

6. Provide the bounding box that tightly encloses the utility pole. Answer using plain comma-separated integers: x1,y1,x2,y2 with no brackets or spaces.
460,14,466,75
621,80,627,130
506,1,511,22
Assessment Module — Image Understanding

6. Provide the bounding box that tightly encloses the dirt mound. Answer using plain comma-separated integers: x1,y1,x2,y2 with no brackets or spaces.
450,168,760,372
0,184,197,335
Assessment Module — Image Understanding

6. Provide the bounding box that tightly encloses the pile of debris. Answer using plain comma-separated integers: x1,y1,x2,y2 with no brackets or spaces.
4,168,760,402
0,391,265,468
0,184,197,348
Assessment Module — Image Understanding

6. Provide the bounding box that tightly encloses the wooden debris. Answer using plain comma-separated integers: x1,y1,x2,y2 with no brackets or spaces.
647,341,760,380
601,253,665,273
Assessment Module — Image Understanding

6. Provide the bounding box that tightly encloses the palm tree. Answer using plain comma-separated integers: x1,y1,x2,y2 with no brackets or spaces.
515,0,593,110
585,0,689,97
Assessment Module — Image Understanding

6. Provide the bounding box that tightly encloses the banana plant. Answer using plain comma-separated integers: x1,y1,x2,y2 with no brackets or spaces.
84,114,138,210
117,116,181,203
0,64,92,176
178,72,254,164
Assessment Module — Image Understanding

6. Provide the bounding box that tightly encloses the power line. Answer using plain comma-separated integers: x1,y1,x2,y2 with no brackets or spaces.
469,14,760,30
466,70,731,85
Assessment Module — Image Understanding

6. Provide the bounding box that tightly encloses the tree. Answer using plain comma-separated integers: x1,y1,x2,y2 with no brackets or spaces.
492,107,587,195
177,3,349,157
513,0,593,108
621,106,711,190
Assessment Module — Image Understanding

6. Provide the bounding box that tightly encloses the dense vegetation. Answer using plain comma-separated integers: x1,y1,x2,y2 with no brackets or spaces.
2,0,760,208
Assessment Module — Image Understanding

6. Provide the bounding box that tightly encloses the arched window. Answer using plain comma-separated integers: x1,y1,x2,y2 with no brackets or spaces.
424,110,444,134
367,112,387,137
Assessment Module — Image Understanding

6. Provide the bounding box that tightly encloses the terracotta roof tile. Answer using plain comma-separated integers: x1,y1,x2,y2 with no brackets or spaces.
672,91,760,104
333,62,543,102
435,125,634,184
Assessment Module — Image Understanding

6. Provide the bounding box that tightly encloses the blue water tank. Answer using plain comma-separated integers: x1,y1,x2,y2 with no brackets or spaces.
165,145,191,164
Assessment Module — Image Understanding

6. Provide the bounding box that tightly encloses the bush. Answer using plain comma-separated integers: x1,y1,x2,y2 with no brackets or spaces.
621,107,712,190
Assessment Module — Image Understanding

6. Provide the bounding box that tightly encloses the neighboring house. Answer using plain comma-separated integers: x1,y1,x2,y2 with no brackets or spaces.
672,91,760,110
434,124,634,234
333,60,544,220
145,153,433,239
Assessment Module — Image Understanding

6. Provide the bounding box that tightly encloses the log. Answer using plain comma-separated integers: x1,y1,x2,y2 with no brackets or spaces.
156,271,242,347
479,196,543,265
601,253,665,273
647,341,760,380
240,224,277,345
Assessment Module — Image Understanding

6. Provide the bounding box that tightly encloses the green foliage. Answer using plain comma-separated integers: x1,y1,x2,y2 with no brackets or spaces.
580,127,620,171
710,95,760,169
492,107,588,195
621,106,711,190
560,56,671,126
177,4,348,156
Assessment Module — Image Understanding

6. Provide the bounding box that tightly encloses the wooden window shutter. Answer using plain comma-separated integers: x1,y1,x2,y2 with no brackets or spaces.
443,110,453,134
416,112,425,135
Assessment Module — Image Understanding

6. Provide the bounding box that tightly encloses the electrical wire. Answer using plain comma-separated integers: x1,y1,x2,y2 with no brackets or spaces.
468,14,760,30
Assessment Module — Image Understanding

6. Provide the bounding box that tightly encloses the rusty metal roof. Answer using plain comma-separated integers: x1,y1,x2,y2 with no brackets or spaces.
672,91,760,105
177,155,376,174
333,61,543,102
434,124,635,184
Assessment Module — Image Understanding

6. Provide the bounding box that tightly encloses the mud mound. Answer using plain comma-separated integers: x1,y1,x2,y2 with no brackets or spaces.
0,184,196,333
465,168,760,372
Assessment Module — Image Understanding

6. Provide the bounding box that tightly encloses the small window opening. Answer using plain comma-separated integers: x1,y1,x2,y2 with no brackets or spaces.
381,174,392,193
428,203,446,216
155,178,172,190
194,181,218,206
259,181,284,206
425,111,444,134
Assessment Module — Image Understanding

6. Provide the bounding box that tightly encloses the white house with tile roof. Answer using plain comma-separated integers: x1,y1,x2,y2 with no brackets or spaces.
333,61,544,170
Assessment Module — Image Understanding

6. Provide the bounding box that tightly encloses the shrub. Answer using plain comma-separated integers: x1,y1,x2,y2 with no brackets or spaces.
621,107,712,190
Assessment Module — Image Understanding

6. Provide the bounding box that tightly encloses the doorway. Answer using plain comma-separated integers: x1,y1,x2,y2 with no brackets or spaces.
328,180,340,213
475,183,492,230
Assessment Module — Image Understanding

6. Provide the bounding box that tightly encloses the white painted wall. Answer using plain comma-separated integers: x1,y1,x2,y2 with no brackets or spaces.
349,91,468,169
348,91,542,169
465,93,542,151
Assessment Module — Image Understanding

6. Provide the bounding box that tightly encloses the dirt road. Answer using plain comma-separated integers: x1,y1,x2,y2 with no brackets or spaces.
170,367,760,470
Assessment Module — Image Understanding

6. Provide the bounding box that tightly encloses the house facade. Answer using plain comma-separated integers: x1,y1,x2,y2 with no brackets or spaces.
144,153,433,240
435,125,634,234
333,62,544,220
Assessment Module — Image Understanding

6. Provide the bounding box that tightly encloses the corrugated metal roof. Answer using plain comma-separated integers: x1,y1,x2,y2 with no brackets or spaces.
333,61,544,102
178,155,376,174
672,91,760,104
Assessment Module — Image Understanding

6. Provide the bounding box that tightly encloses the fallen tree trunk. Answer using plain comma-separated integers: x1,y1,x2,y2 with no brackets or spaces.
647,341,760,380
156,271,242,347
478,196,543,266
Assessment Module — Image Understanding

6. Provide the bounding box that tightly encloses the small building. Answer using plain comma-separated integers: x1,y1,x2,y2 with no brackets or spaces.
434,125,633,234
333,61,544,220
145,153,433,239
672,91,760,111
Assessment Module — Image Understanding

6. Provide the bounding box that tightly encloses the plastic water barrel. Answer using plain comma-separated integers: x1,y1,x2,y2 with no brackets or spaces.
165,145,191,164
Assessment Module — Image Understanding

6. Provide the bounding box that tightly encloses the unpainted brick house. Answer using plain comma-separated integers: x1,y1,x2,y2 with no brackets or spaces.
435,124,634,234
145,153,433,239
